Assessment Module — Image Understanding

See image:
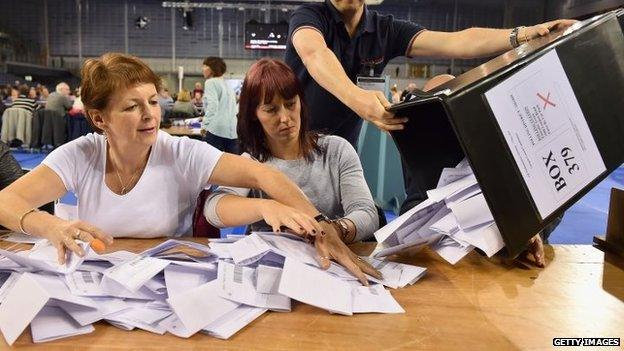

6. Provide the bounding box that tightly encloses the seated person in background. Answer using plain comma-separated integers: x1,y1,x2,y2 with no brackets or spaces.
0,140,22,191
68,87,85,116
191,90,204,116
45,82,73,116
192,82,204,98
0,53,378,283
10,84,39,113
157,87,174,118
205,58,379,245
171,89,199,118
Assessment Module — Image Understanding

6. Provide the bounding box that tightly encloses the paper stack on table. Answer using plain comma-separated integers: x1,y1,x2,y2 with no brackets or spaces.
374,159,505,264
0,234,426,345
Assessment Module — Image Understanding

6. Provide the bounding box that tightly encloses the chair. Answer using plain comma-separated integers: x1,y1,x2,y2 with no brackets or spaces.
1,108,33,148
192,188,221,238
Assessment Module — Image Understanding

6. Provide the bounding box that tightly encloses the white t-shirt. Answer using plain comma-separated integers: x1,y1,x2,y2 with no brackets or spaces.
42,131,223,238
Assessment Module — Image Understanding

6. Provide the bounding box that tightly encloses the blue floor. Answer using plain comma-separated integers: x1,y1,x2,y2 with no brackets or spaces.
12,149,622,244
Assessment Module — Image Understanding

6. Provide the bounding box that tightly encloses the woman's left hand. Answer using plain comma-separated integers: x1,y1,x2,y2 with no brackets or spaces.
521,19,578,41
313,221,382,285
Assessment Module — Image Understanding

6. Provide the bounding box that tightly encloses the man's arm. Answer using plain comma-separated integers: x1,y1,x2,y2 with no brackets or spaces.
410,19,576,59
291,28,406,131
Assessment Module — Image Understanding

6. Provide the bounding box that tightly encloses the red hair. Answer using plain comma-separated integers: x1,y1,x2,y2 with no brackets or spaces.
237,58,319,162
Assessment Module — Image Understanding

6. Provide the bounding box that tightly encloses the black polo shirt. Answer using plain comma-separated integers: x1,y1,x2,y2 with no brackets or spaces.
284,0,425,147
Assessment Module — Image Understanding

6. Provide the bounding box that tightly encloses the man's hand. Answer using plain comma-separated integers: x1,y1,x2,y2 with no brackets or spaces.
518,234,545,268
349,89,408,132
520,19,578,42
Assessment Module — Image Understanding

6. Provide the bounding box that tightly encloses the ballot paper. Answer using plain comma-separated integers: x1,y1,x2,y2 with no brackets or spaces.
363,258,427,289
103,256,170,292
217,261,290,311
0,232,44,244
352,284,404,314
164,264,215,299
167,280,240,336
0,272,97,345
0,241,89,274
0,272,20,304
373,159,504,264
31,306,94,343
278,257,353,316
202,305,267,339
0,233,424,344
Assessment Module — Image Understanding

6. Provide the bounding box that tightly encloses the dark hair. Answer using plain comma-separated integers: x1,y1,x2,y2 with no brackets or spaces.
237,58,320,162
81,53,162,134
18,84,29,95
202,57,226,77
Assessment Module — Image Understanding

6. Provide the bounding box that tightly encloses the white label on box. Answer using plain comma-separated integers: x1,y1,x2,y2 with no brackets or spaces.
485,50,606,219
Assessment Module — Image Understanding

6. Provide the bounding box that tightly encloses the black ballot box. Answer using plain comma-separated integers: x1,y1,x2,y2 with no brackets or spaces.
389,9,624,257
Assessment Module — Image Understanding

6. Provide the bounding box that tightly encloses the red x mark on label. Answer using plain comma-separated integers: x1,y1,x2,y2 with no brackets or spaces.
537,92,556,110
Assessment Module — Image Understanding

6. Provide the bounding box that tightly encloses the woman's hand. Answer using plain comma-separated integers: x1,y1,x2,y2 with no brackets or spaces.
46,220,114,264
313,221,382,285
258,200,324,238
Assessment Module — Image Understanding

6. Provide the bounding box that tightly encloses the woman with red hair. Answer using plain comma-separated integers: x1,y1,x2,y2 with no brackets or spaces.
205,58,381,284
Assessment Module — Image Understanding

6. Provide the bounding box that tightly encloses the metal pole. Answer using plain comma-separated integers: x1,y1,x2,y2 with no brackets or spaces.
171,7,176,73
43,0,50,66
77,0,83,64
124,0,129,54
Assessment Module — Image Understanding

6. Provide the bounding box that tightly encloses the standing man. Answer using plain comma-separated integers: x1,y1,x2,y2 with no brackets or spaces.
284,0,575,265
284,0,575,146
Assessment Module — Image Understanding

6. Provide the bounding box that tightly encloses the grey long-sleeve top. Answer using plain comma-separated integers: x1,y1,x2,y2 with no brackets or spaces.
204,135,378,241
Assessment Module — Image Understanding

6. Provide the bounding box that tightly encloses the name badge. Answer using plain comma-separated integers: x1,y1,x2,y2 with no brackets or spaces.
356,75,389,95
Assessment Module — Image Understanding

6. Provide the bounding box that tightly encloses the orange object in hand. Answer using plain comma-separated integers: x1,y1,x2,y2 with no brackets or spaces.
90,238,107,254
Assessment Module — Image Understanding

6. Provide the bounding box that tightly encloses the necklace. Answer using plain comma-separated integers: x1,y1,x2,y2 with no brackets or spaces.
112,158,142,195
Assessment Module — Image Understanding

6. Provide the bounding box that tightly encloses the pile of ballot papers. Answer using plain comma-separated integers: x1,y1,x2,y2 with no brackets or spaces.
0,232,426,345
373,159,505,264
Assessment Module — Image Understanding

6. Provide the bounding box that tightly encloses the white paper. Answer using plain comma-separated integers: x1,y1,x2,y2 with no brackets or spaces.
0,272,20,304
227,233,272,265
0,273,49,345
278,257,352,315
167,280,240,336
202,305,267,339
255,265,282,294
0,241,88,274
364,258,427,289
103,256,170,292
217,261,290,311
448,193,494,231
352,284,404,314
65,271,105,297
30,306,94,343
0,232,44,244
431,236,474,265
485,50,606,218
164,264,216,299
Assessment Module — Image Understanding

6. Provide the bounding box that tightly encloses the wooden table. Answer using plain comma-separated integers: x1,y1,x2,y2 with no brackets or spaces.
160,126,202,139
3,238,624,350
